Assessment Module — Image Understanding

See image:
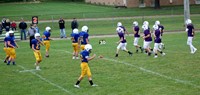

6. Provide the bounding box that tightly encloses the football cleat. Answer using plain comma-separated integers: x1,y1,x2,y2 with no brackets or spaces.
92,84,98,87
74,85,80,88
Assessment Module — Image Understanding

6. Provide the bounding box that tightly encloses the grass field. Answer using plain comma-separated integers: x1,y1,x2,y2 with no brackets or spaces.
0,2,200,20
0,32,200,95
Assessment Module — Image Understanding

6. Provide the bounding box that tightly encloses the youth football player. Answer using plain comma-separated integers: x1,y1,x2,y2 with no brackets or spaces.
142,25,152,56
79,26,89,50
185,19,197,54
133,21,143,53
43,26,52,57
7,30,19,65
155,20,165,49
152,25,165,58
117,22,129,35
71,28,80,59
32,33,44,70
74,44,98,88
115,26,133,57
3,32,10,63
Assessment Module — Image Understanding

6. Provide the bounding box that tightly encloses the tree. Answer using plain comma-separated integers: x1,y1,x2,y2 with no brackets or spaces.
154,0,160,9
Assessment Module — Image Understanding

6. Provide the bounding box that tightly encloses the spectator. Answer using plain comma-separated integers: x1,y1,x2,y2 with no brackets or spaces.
5,19,11,32
11,21,17,31
33,24,40,33
71,18,78,32
0,23,3,35
2,17,6,29
27,24,36,48
19,19,27,40
58,17,66,38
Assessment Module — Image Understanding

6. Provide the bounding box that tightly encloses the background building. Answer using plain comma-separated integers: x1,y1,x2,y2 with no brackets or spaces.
85,0,200,8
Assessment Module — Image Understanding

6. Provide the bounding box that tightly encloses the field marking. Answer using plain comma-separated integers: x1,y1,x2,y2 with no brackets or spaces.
52,49,200,89
17,65,74,95
0,59,74,95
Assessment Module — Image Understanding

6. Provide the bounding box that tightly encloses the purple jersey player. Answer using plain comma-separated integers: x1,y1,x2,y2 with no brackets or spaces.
153,25,165,58
142,25,152,56
133,21,143,53
185,19,197,54
115,26,132,57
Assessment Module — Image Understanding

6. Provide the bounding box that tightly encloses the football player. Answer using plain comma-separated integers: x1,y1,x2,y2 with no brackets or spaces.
79,26,89,50
3,32,10,63
7,30,19,65
42,26,52,57
115,26,133,57
133,21,143,53
155,20,165,49
142,25,152,56
74,44,98,88
71,28,80,59
31,33,44,70
185,19,197,54
152,25,165,58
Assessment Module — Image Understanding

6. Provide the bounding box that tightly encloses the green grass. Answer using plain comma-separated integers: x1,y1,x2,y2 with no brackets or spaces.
5,15,198,38
0,32,200,95
0,2,200,21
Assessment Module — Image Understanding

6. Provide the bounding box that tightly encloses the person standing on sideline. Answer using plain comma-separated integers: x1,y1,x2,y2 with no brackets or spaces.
31,33,44,70
2,17,6,29
58,18,66,38
27,24,36,48
11,21,17,31
33,24,40,33
185,19,197,54
71,18,78,32
5,19,11,32
19,18,27,40
74,44,98,88
42,26,52,57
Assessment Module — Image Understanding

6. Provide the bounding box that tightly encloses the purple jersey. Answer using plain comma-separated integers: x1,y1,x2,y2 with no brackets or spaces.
119,26,126,32
154,29,161,43
187,24,194,37
134,26,140,37
118,32,126,43
144,29,152,42
158,25,164,36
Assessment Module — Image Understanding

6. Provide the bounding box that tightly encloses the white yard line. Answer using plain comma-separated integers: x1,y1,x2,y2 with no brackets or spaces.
0,59,73,95
17,65,74,95
53,49,200,89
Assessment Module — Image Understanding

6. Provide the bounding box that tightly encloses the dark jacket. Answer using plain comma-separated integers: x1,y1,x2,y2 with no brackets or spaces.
71,20,78,30
59,19,65,29
19,22,27,29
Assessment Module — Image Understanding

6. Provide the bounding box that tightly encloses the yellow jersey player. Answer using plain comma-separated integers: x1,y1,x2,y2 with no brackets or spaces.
7,30,19,65
3,32,10,63
71,28,80,59
42,26,52,57
32,33,44,70
74,44,98,88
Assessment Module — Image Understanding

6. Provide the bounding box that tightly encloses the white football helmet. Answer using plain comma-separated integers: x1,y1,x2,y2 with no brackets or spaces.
187,19,192,24
45,26,51,32
73,28,79,34
143,25,148,30
116,27,124,33
8,30,14,34
81,26,88,32
5,32,9,37
143,21,149,26
133,21,138,26
155,20,160,25
117,22,122,27
34,33,40,38
85,44,92,51
153,24,159,30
